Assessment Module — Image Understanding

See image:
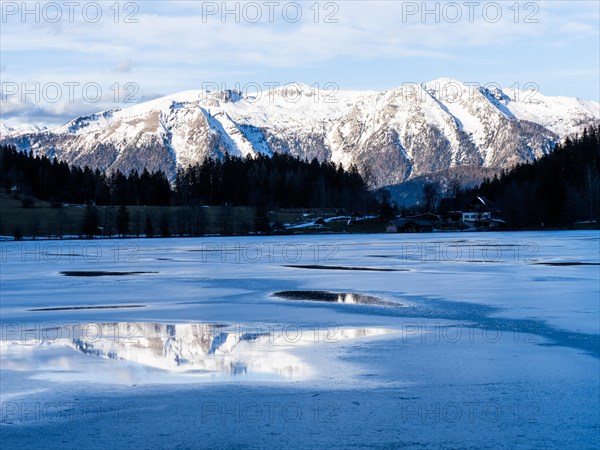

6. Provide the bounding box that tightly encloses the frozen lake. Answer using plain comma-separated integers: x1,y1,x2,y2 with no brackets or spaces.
1,231,599,449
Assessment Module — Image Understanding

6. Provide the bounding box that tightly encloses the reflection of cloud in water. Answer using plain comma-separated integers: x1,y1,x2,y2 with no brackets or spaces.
1,322,397,384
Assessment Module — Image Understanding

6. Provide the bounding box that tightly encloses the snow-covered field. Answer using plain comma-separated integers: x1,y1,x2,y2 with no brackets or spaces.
1,231,598,449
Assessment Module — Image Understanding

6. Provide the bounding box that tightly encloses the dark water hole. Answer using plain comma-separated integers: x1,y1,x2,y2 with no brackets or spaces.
60,271,158,276
535,262,599,266
30,305,146,311
283,265,405,272
272,290,402,307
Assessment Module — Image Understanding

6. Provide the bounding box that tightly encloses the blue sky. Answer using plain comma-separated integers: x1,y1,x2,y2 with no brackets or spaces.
1,0,599,126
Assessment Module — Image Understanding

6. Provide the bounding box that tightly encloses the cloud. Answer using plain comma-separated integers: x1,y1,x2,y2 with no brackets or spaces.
558,21,598,37
0,2,571,66
113,59,133,73
0,84,137,128
0,0,598,126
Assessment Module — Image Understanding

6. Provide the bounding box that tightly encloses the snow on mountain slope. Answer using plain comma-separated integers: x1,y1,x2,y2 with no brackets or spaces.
0,122,47,137
502,89,600,136
1,80,598,187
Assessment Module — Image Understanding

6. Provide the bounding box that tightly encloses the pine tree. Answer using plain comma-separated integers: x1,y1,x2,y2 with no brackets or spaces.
144,214,154,238
254,207,270,234
116,205,130,237
160,213,171,237
82,205,99,238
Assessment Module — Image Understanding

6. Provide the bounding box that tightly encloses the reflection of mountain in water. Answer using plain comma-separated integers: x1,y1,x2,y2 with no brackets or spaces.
4,322,396,381
67,323,290,377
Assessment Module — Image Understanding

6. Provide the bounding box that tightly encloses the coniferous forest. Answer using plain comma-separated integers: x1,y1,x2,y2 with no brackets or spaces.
174,153,368,209
0,146,171,206
0,147,370,209
468,126,600,227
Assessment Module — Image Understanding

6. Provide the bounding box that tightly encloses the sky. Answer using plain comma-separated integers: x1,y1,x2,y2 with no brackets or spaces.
1,0,599,127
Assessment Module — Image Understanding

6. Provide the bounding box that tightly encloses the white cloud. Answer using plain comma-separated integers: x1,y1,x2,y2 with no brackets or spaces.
1,0,598,126
114,59,133,73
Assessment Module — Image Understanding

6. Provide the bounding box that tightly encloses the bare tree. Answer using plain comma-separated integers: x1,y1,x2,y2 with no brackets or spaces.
422,181,442,212
448,177,461,198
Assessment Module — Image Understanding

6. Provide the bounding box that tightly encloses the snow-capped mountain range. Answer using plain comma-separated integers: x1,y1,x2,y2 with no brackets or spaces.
1,79,598,187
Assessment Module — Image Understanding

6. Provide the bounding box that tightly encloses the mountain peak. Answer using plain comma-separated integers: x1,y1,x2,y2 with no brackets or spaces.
204,89,244,104
2,80,598,188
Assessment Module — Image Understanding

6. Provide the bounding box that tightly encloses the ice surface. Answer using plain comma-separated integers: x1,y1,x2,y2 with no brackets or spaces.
1,231,598,448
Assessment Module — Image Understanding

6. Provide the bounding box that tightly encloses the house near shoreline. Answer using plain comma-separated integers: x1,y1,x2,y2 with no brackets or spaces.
439,196,507,230
387,196,507,233
386,218,435,233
